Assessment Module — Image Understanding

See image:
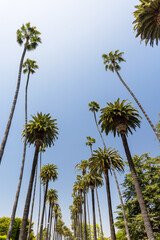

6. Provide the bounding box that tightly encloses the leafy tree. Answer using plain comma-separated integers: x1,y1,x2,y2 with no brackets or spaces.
0,23,41,163
115,153,160,239
99,98,155,240
133,0,160,46
102,50,160,142
19,113,58,240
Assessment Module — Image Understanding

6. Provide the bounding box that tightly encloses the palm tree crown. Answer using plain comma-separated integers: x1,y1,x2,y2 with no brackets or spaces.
40,164,58,184
23,59,39,74
89,147,124,173
133,0,160,46
85,136,96,147
99,98,141,136
75,160,89,175
47,189,58,206
88,101,100,112
102,50,126,72
23,112,58,147
17,22,41,50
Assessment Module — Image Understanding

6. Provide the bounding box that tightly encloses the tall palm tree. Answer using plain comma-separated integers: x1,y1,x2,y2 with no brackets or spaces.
69,205,77,239
89,147,124,240
102,50,160,142
0,23,41,163
99,98,155,240
53,203,61,240
19,113,58,240
75,160,89,240
133,0,160,46
89,101,130,240
7,59,39,240
39,164,58,240
83,171,103,240
86,137,104,240
37,145,46,239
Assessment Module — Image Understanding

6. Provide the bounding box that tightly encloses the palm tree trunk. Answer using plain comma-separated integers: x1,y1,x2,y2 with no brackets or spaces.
39,181,49,240
0,41,28,163
104,169,116,240
86,194,91,240
19,144,40,240
49,209,53,240
120,132,155,240
83,190,87,240
27,163,38,240
37,151,42,239
46,204,51,240
93,111,130,240
79,191,83,240
7,71,30,240
95,186,103,240
112,62,160,142
90,187,97,240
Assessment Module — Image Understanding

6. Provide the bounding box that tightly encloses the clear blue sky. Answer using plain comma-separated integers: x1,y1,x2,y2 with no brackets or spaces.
0,0,160,238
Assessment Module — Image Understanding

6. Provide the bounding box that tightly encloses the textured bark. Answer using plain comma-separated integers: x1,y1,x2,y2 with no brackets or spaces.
121,132,155,240
7,71,30,240
27,163,38,240
90,187,97,240
19,145,40,240
0,41,28,163
83,190,87,240
79,190,83,240
104,169,116,240
39,181,49,240
94,111,130,240
112,62,160,142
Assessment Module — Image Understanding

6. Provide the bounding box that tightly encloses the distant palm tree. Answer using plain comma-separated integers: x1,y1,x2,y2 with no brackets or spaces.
83,171,103,240
102,50,160,142
99,98,155,240
19,113,58,240
39,164,58,240
89,101,130,240
133,0,160,46
0,23,41,163
85,136,96,153
7,59,39,240
75,160,89,240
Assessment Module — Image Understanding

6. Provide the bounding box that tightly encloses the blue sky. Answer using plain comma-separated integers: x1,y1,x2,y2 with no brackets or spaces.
0,0,160,238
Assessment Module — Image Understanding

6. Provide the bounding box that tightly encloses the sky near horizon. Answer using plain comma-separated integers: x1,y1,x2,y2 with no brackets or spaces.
0,0,160,238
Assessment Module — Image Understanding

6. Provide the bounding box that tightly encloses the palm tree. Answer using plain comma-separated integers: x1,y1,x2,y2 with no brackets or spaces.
53,203,61,240
19,113,58,240
83,171,103,240
75,160,89,240
39,164,58,240
99,98,155,240
0,23,41,163
86,137,104,240
133,0,160,46
89,147,124,240
7,59,39,240
89,101,130,240
102,50,160,142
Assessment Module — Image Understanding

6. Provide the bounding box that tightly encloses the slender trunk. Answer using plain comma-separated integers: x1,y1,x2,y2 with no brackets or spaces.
90,187,97,240
0,41,28,163
74,217,76,239
79,191,83,240
104,169,116,240
7,71,30,240
37,151,42,239
94,111,130,240
120,132,155,240
46,204,51,240
112,62,160,142
39,181,49,240
27,163,38,240
19,144,40,240
86,194,91,240
95,186,103,240
83,190,87,240
49,209,53,240
75,212,78,239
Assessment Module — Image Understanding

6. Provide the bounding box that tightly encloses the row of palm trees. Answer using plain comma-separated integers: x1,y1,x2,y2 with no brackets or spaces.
70,96,156,240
